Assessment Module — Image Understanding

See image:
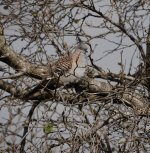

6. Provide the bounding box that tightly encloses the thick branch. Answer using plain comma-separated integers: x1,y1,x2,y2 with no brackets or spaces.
0,79,21,97
23,75,150,116
0,24,48,79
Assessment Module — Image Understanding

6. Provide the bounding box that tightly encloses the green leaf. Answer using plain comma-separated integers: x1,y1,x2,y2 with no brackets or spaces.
43,123,53,134
37,47,42,52
73,19,80,24
31,11,38,17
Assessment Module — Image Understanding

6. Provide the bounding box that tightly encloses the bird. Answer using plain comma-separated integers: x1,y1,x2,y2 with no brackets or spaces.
48,39,89,85
24,39,89,99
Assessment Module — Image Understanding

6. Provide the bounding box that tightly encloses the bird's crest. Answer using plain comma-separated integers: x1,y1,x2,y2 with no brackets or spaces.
76,35,88,51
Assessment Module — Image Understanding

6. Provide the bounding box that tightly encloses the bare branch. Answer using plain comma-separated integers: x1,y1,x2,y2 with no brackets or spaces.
146,26,150,66
0,79,21,97
82,3,146,61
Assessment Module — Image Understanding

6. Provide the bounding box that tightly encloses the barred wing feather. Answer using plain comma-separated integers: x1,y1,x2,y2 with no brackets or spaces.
51,55,72,76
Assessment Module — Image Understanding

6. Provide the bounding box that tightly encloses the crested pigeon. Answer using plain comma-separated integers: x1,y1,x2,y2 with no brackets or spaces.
49,41,89,85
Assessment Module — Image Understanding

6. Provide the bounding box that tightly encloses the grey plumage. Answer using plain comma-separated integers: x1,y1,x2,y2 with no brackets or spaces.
49,41,88,79
77,42,88,52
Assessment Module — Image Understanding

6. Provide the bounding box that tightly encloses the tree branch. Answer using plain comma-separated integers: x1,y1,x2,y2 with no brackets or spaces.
0,79,21,97
20,101,40,152
0,23,48,79
82,4,146,61
144,25,150,90
146,25,150,67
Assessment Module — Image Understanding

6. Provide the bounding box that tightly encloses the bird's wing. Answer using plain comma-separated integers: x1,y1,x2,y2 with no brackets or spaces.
51,54,73,76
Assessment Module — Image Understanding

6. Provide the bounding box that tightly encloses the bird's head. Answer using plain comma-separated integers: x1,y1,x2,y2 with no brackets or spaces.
77,42,88,53
76,36,88,54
